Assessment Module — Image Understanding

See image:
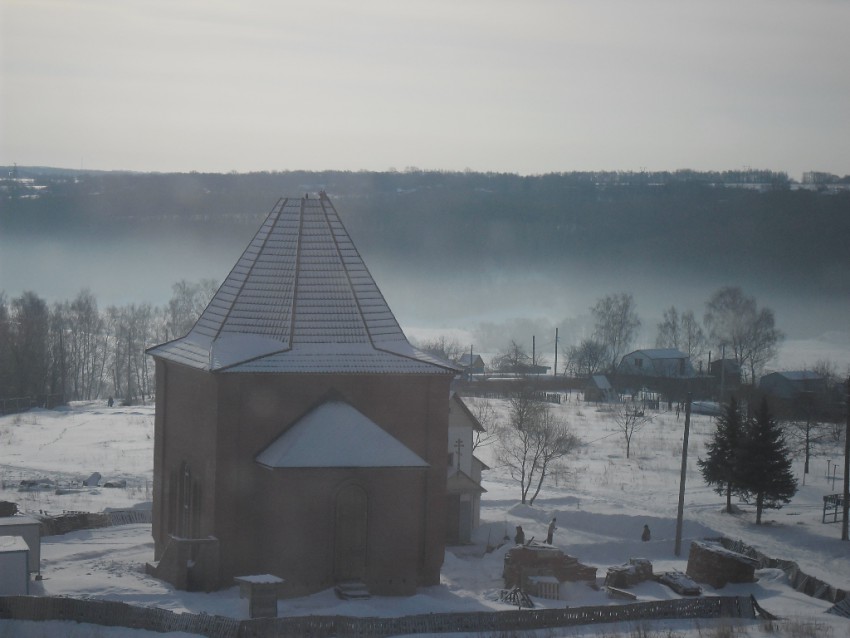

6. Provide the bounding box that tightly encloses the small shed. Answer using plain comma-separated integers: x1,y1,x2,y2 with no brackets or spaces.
0,536,30,595
584,375,616,403
234,574,285,618
0,516,41,574
457,353,485,376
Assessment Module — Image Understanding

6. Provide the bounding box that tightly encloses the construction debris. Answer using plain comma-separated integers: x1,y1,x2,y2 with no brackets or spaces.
605,558,653,588
498,586,534,608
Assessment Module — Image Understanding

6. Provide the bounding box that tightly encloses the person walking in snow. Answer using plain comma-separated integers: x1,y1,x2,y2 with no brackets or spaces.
514,525,525,545
642,524,651,542
546,518,556,544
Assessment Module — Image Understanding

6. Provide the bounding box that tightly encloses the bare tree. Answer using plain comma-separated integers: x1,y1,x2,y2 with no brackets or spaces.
496,388,580,504
417,335,463,363
0,294,12,398
655,306,681,350
591,293,641,372
47,301,70,402
611,400,653,459
680,310,707,365
781,371,835,475
106,303,157,404
9,291,51,398
466,397,499,451
563,338,608,378
656,306,706,369
166,278,218,340
812,359,839,387
66,290,107,400
492,340,531,373
704,286,783,383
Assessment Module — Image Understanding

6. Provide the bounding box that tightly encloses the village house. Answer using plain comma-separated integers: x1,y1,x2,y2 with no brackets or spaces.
445,393,487,544
146,193,460,597
759,370,828,401
617,349,695,378
456,352,485,377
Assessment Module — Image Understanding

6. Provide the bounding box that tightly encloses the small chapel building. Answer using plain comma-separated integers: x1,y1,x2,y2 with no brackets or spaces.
146,193,459,597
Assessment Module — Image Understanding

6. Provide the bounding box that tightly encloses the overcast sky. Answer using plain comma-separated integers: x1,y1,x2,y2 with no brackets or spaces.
2,0,849,178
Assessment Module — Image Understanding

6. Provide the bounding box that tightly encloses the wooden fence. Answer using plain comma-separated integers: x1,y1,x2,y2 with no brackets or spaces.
0,394,64,415
716,537,847,606
0,596,239,638
459,388,564,404
0,595,762,638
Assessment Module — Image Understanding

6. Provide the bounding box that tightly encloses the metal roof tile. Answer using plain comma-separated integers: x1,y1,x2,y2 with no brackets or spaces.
147,193,458,375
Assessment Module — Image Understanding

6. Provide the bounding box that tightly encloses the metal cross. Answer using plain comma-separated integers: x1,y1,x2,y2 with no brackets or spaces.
454,438,464,468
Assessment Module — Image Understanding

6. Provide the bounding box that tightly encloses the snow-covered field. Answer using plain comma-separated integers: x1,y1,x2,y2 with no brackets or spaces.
1,396,848,637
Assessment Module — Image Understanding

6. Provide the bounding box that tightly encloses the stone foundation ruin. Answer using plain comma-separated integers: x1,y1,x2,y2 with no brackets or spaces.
503,544,597,600
686,541,758,588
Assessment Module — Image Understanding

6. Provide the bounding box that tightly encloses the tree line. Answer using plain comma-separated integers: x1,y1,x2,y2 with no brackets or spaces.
420,285,789,385
3,168,850,305
564,286,784,383
0,280,216,407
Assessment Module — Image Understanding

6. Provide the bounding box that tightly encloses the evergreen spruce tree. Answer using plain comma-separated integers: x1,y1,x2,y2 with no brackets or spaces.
736,398,798,524
698,397,744,513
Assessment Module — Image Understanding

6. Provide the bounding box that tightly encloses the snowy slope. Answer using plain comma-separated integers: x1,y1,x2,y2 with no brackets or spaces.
1,397,848,637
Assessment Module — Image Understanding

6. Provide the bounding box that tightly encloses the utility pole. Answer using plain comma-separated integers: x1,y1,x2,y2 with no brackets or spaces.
675,393,692,556
842,377,849,541
554,328,559,377
532,335,536,375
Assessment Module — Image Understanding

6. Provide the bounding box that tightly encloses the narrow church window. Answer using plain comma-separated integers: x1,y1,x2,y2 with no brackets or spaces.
334,484,368,583
175,461,199,538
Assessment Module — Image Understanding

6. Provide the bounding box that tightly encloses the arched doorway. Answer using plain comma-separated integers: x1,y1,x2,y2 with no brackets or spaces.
334,484,368,583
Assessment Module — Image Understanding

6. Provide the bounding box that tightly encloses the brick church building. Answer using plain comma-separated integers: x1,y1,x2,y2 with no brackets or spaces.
146,193,458,597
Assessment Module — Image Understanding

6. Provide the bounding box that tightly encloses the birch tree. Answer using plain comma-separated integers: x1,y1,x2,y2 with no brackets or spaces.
591,293,641,372
496,388,579,504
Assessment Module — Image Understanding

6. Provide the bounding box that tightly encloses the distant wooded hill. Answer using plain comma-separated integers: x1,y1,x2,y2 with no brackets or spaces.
2,168,849,297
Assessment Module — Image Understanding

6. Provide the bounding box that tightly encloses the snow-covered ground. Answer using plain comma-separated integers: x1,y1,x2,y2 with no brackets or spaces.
1,397,848,637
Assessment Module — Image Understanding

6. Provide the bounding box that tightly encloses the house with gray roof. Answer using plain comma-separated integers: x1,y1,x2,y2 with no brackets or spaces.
146,193,459,597
759,370,827,401
617,349,695,378
446,393,487,544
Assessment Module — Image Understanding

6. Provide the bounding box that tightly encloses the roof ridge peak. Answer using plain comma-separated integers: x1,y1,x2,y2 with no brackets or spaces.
147,195,459,375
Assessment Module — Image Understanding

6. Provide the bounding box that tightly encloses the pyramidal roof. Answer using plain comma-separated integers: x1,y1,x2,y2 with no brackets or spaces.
147,193,458,375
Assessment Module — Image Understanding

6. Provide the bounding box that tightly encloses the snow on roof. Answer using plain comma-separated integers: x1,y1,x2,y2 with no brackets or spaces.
234,574,284,585
147,193,459,375
590,374,612,389
446,468,486,495
255,400,429,469
0,516,41,528
450,393,485,432
629,349,689,360
0,536,29,553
